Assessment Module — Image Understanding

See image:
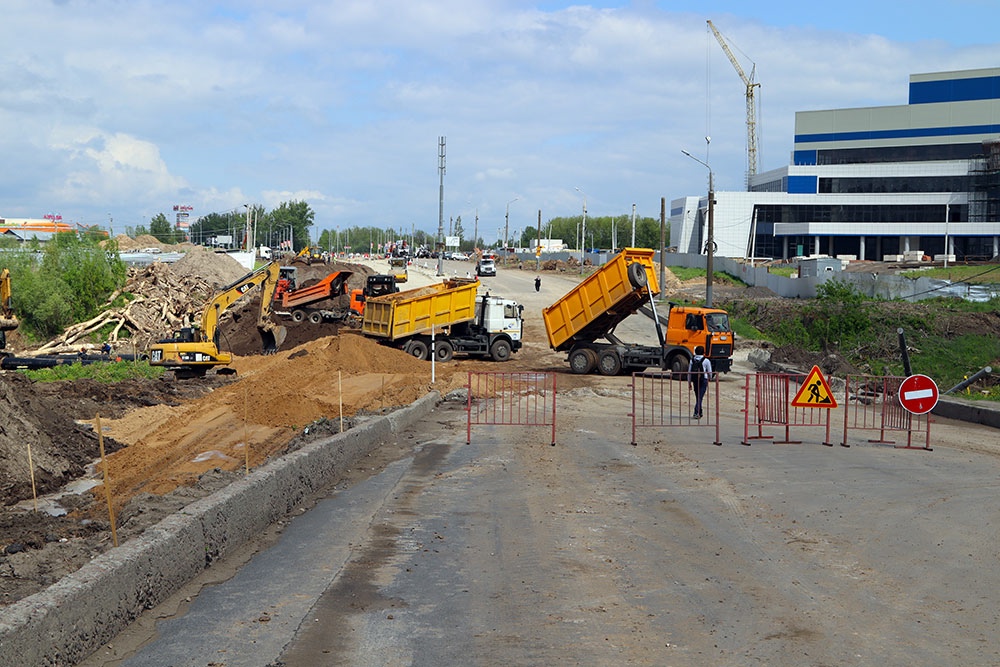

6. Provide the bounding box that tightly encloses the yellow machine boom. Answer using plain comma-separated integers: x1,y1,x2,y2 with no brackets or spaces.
148,261,287,377
0,268,19,349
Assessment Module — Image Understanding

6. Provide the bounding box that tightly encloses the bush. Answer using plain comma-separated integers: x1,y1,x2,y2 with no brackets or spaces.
4,233,127,340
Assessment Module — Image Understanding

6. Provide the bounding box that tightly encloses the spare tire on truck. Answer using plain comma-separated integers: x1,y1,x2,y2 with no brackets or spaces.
627,262,648,289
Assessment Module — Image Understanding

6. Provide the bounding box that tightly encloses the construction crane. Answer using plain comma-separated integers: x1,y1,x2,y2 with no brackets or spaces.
707,19,760,187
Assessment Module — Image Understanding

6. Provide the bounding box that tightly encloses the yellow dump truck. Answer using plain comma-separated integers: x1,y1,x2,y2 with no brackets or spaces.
361,277,523,362
542,247,734,375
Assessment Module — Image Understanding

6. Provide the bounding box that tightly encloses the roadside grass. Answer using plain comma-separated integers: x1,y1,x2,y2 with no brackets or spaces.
766,265,797,278
901,264,1000,285
895,334,1000,400
19,360,164,383
667,266,748,287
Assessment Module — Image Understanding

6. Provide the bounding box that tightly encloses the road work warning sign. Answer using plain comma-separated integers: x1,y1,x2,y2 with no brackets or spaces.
791,365,838,408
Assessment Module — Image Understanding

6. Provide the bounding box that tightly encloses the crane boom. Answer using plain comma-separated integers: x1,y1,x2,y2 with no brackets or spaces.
707,19,759,183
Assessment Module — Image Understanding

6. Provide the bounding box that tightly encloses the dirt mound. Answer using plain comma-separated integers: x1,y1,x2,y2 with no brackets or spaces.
170,246,248,290
0,373,125,507
221,261,375,356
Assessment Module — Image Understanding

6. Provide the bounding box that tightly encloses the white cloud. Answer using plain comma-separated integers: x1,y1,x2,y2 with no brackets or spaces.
3,1,1000,235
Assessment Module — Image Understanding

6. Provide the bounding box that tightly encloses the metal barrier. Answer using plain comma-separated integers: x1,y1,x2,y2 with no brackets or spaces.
742,373,834,446
629,371,721,446
466,371,557,446
841,374,932,450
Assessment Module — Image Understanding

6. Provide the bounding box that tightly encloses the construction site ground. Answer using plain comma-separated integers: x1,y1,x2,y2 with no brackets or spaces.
2,248,1000,662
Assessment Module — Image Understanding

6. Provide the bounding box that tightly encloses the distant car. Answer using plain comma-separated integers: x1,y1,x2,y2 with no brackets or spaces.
143,247,162,254
476,258,496,276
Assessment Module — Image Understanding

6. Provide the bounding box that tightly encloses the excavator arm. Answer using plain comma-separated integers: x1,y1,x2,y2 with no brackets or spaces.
0,268,19,349
149,261,286,377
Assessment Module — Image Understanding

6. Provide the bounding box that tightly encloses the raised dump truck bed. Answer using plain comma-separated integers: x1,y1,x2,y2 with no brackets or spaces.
542,248,734,375
542,248,659,352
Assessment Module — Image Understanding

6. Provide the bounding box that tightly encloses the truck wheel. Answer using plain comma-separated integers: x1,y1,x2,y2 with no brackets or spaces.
668,353,690,377
292,310,306,323
627,262,647,288
405,339,429,360
309,312,323,324
490,338,513,362
569,348,597,374
434,340,454,362
597,349,623,376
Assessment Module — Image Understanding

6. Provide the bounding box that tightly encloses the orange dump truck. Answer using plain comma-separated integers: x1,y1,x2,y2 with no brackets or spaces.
542,248,734,375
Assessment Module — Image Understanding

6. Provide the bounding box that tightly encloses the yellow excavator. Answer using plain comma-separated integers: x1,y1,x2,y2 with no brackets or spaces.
149,262,287,378
0,268,18,350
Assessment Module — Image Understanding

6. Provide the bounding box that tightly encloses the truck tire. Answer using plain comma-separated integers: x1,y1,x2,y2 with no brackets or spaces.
569,347,597,374
309,312,323,324
433,340,454,362
490,338,513,362
627,262,647,289
597,349,623,376
292,310,306,323
404,339,429,361
667,352,690,377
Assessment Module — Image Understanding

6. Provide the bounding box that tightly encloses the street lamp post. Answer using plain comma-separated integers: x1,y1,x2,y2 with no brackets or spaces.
505,197,519,260
575,187,587,272
681,150,715,307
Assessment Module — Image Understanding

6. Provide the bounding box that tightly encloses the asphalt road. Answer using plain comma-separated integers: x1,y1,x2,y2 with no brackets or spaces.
86,259,1000,666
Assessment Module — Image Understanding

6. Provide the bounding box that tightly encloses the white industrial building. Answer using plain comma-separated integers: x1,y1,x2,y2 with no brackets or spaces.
671,67,1000,261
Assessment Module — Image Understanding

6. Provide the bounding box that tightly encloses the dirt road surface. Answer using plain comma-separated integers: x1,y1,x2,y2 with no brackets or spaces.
79,260,1000,667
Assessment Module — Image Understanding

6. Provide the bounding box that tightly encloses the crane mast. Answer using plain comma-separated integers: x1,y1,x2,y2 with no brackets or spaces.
707,19,759,187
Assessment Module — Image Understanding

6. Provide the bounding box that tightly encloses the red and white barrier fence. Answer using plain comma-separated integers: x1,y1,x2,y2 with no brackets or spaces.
629,371,721,446
841,374,932,450
466,371,557,446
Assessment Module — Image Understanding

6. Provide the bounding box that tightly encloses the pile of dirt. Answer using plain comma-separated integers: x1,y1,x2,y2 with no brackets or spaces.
170,246,248,290
0,374,125,509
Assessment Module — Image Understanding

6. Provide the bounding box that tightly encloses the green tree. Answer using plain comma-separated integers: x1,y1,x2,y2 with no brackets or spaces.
9,232,127,339
149,213,180,243
266,200,315,252
189,211,243,247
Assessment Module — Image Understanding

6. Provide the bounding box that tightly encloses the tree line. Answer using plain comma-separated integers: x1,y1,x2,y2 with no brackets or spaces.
127,200,669,255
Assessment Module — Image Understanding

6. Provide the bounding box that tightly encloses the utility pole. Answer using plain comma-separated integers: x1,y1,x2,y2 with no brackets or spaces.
630,203,636,247
505,197,519,261
682,149,715,307
575,187,587,273
536,209,542,271
437,136,446,276
659,198,667,300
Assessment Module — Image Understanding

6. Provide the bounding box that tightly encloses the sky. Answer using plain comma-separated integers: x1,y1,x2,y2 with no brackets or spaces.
3,0,1000,244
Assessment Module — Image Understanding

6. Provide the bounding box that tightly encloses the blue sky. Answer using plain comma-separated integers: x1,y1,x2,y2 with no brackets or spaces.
3,0,1000,243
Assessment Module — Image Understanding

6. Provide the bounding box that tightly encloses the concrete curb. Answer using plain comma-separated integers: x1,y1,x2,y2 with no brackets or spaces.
0,391,441,667
933,394,1000,430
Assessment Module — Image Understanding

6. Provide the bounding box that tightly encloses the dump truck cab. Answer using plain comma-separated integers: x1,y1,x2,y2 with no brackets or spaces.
661,304,734,373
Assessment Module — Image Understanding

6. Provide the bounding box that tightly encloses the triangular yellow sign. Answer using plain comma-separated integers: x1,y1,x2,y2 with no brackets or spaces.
790,365,838,408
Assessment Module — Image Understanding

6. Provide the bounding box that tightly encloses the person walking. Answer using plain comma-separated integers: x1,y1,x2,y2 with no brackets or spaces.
534,276,541,292
688,345,712,419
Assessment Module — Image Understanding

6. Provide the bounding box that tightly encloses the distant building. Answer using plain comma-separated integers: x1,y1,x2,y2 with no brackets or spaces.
0,217,76,243
671,67,1000,261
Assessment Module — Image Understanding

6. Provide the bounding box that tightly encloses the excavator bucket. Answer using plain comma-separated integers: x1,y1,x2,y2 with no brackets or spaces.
0,316,17,332
259,323,287,354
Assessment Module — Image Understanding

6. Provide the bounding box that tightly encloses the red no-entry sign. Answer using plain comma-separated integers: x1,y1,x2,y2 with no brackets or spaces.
898,374,939,415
